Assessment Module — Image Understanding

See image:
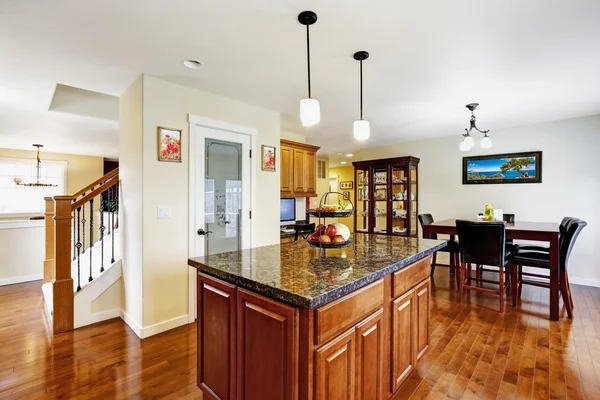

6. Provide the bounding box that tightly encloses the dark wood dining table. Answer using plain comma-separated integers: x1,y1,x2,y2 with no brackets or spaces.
422,219,561,321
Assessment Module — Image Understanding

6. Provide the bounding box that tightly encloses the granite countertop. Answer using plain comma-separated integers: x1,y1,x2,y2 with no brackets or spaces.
188,233,446,308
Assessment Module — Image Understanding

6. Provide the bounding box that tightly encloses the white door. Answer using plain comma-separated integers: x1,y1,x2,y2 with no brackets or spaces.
192,127,251,258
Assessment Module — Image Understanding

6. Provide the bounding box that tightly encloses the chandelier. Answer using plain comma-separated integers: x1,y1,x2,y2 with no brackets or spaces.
460,103,491,151
14,144,58,187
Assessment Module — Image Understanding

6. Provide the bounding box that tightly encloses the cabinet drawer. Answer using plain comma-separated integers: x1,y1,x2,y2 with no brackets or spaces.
315,279,384,346
392,256,431,298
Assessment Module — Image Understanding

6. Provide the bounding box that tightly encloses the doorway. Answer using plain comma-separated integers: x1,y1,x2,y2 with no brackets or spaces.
188,115,256,321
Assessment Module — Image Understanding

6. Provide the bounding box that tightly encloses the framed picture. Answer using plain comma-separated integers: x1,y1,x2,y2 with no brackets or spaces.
342,191,351,200
463,151,542,184
340,181,353,190
157,127,182,162
261,145,276,171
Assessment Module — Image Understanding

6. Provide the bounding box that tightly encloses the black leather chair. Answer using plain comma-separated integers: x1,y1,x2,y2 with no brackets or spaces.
514,216,574,253
418,214,460,280
294,222,315,241
477,213,517,279
456,220,514,313
513,218,586,318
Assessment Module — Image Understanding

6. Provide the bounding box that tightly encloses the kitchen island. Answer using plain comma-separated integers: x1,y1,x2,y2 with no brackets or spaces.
188,233,446,400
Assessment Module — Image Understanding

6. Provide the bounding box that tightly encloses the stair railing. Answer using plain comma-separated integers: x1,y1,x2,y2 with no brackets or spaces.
45,168,119,334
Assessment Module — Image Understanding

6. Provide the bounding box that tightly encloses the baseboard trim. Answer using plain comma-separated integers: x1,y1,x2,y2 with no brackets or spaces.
139,314,189,339
568,277,600,288
0,274,43,287
119,309,143,338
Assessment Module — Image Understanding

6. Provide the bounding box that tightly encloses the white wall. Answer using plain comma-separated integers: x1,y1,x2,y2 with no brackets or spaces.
119,75,281,335
0,222,44,285
361,114,600,285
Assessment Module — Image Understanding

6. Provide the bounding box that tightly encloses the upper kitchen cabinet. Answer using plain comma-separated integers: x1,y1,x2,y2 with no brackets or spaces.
280,139,320,198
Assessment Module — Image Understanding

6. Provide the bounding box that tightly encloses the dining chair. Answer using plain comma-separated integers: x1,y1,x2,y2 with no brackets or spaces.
512,218,586,318
514,216,574,253
477,213,516,281
294,222,315,241
456,220,514,313
418,214,460,280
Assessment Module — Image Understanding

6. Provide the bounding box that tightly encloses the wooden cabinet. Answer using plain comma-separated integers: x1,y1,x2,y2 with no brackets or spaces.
355,309,384,400
281,146,293,194
415,279,430,362
197,273,237,400
353,157,420,237
280,139,320,198
391,289,416,391
237,288,298,400
315,328,356,400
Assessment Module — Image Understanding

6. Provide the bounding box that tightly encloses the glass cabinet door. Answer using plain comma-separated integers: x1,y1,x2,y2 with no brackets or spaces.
410,165,418,237
390,165,408,236
373,166,387,234
355,168,370,233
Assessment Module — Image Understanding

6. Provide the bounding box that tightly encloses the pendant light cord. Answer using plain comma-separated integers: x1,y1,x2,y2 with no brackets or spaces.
360,60,363,120
306,24,311,98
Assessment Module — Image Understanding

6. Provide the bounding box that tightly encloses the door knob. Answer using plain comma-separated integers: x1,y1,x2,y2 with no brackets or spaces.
197,229,212,236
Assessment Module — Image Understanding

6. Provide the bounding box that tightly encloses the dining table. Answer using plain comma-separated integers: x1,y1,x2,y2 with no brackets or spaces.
422,219,561,321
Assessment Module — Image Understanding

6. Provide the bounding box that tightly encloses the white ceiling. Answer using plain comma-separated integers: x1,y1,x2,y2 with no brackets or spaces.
1,0,599,158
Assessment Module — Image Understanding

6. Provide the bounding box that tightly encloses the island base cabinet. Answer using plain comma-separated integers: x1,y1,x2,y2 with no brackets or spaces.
315,328,356,400
415,279,431,362
237,288,299,400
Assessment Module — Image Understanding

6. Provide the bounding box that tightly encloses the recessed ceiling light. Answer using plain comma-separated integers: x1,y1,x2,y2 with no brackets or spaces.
183,59,203,69
337,152,343,156
341,161,347,165
346,153,353,157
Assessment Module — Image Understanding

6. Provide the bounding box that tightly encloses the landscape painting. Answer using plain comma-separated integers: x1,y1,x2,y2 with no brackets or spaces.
463,151,542,184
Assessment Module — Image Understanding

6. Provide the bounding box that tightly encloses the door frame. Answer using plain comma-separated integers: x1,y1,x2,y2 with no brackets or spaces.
187,114,257,322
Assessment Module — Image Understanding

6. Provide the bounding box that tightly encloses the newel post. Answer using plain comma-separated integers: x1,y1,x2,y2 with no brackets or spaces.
53,195,75,334
43,197,55,283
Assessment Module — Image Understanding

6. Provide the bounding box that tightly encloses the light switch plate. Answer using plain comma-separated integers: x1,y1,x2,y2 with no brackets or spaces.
157,206,171,219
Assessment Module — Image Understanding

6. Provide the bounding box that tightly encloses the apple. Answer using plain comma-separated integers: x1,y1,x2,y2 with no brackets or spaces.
325,224,337,238
319,234,332,244
316,224,326,235
309,232,321,242
332,235,346,244
332,223,351,241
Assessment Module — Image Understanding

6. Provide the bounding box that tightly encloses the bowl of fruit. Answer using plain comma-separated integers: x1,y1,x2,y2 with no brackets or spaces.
308,201,353,218
307,223,352,248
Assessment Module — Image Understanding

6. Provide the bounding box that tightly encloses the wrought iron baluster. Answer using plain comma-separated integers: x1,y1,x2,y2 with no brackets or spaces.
111,186,115,264
106,187,111,235
89,198,94,282
100,195,105,273
81,192,86,254
72,200,76,261
76,207,82,292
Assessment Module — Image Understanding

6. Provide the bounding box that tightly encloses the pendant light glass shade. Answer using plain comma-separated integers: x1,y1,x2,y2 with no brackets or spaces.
353,120,370,141
300,98,320,127
480,134,492,149
460,135,475,152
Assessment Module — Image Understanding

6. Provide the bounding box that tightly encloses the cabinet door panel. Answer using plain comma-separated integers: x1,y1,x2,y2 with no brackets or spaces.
315,328,355,400
237,289,298,400
293,149,306,193
355,309,384,400
305,151,316,193
280,146,293,193
415,279,430,361
391,289,415,391
198,273,236,400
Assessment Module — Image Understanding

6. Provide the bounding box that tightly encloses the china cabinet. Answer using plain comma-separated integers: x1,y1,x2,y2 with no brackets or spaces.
353,157,420,237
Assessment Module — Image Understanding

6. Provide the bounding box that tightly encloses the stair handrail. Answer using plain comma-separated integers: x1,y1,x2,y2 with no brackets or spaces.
71,174,119,210
71,168,119,200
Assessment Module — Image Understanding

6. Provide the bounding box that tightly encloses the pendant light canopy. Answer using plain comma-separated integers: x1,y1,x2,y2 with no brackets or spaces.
298,11,320,127
460,103,491,151
14,144,58,187
353,51,370,141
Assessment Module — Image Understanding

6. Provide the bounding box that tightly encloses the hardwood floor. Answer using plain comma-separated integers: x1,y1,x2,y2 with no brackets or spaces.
0,281,201,399
0,267,595,400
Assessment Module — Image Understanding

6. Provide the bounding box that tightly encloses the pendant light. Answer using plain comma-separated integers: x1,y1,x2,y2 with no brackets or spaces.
353,51,370,141
14,144,58,187
298,11,320,127
460,103,491,151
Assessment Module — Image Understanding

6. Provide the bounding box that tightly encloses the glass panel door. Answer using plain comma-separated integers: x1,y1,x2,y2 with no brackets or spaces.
205,139,242,255
390,165,407,235
373,166,387,234
355,167,370,233
410,165,418,237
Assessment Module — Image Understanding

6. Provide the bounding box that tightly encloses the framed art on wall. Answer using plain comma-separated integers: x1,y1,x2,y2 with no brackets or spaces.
340,181,353,190
261,145,276,171
463,151,542,184
157,127,182,162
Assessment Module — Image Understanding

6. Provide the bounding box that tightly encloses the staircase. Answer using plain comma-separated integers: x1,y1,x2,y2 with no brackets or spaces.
41,168,121,334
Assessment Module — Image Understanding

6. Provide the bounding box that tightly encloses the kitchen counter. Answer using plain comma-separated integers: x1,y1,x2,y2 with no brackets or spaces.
188,233,446,308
